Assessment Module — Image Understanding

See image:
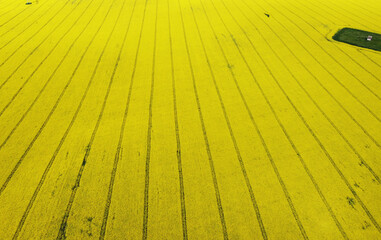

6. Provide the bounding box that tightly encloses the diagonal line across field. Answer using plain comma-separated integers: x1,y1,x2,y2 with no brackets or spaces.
0,0,380,239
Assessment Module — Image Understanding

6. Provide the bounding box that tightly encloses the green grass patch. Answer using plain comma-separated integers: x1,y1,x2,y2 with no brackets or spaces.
332,28,381,51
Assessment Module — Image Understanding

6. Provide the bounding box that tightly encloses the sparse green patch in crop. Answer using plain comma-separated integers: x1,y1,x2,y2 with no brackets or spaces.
333,28,381,51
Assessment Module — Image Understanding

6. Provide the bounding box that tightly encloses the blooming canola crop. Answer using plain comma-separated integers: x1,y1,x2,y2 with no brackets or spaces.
0,0,380,238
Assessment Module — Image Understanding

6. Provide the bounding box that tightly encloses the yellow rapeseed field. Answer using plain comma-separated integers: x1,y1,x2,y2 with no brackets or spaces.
0,0,380,238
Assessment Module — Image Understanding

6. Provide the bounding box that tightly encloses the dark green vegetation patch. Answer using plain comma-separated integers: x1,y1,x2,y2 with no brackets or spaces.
333,28,381,51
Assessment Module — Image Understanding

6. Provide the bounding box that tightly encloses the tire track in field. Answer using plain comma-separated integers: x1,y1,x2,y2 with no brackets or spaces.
0,0,70,82
0,0,107,196
199,0,314,238
243,0,380,147
0,6,16,16
265,0,381,101
219,0,375,237
142,0,158,238
0,0,52,39
220,0,381,233
358,50,381,69
0,0,64,52
0,0,17,9
204,0,352,238
344,0,381,18
262,0,381,148
98,0,149,236
0,0,71,89
241,0,381,179
281,0,381,84
0,0,95,150
296,0,381,68
317,0,381,30
178,0,228,238
0,0,16,8
0,3,25,20
0,0,23,12
251,0,381,167
0,0,87,118
207,0,348,238
168,0,187,237
54,1,128,238
187,0,269,239
290,0,381,68
303,0,378,32
264,0,381,148
0,5,29,27
0,0,18,12
291,0,343,26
